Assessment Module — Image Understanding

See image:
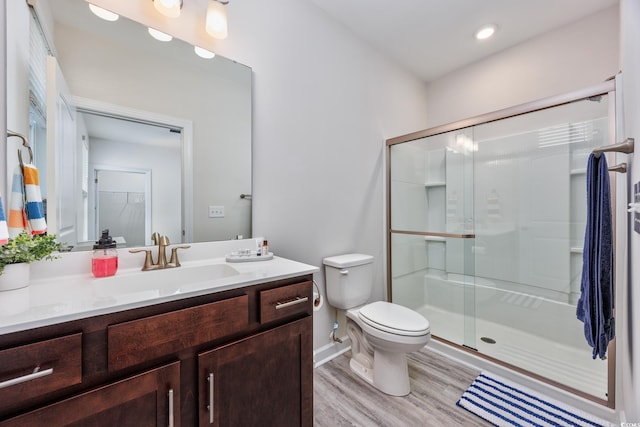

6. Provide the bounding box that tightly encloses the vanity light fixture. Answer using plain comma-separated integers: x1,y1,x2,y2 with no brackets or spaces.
88,4,119,22
148,27,173,42
475,24,497,40
206,0,229,40
194,46,216,59
153,0,183,18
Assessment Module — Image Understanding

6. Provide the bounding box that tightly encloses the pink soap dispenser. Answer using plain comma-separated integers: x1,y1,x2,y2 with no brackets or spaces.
92,229,118,278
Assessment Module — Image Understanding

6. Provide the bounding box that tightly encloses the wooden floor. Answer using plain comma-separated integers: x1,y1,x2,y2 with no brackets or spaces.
314,347,493,427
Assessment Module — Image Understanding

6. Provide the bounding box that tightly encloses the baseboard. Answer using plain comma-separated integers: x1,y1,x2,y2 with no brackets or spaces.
313,337,351,368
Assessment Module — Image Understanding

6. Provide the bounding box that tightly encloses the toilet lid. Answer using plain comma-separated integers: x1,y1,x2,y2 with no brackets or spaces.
358,301,430,337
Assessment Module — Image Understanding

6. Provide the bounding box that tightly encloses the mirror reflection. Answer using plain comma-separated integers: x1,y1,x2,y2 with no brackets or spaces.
26,0,252,249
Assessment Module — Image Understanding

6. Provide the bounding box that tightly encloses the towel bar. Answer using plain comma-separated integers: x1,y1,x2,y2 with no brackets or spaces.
608,163,627,173
592,138,634,158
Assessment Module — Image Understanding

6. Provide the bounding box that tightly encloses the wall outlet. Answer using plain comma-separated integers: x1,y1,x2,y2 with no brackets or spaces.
208,205,225,218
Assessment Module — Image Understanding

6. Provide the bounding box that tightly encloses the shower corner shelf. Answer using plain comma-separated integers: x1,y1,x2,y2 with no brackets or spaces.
570,168,587,175
424,236,446,242
570,247,584,254
424,181,446,188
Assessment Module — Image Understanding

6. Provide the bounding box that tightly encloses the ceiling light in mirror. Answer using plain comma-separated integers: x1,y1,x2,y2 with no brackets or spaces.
194,46,216,59
148,27,173,42
206,0,228,40
88,4,119,22
475,24,497,40
153,0,183,18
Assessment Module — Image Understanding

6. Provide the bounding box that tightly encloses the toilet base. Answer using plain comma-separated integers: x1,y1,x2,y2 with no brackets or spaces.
349,349,411,396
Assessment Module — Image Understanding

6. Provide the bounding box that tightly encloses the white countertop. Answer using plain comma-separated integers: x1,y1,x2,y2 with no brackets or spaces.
0,240,319,335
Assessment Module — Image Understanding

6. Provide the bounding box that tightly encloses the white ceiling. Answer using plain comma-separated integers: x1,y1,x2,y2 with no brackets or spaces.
306,0,619,82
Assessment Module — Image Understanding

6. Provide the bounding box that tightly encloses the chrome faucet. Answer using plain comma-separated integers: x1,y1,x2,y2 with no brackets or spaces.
130,232,190,271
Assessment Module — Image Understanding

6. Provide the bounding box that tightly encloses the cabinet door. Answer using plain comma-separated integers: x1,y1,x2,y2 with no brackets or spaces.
198,316,312,427
0,361,180,427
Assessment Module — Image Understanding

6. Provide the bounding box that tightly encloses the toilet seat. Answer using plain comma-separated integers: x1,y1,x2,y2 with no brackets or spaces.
358,301,430,337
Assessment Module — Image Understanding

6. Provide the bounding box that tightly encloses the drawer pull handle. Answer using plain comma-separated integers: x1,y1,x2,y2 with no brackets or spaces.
168,388,174,427
207,373,214,424
275,296,309,310
0,366,53,389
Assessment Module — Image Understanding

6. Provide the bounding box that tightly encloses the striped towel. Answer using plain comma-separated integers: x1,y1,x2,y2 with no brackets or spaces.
8,166,27,238
0,195,8,244
23,163,47,235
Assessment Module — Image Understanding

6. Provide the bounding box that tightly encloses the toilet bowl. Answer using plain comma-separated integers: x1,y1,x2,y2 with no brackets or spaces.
346,301,430,396
323,254,431,396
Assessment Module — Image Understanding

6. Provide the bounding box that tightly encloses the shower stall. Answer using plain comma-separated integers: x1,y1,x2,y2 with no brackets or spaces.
387,80,623,406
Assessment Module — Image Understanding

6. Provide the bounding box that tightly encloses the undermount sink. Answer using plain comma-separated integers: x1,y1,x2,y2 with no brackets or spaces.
92,263,240,298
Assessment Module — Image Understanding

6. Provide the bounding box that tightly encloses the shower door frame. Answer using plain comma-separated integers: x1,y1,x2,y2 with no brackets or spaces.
386,79,618,408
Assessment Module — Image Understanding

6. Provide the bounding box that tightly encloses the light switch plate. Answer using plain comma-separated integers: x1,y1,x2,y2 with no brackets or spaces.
208,205,225,218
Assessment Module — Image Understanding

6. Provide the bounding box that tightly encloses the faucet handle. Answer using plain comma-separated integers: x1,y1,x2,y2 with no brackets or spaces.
129,248,156,271
151,232,161,245
169,245,191,267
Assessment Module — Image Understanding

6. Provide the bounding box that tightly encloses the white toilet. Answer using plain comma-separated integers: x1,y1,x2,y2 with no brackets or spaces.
323,253,431,396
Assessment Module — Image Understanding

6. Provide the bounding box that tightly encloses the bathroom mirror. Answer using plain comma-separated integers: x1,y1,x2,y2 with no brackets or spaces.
12,0,252,248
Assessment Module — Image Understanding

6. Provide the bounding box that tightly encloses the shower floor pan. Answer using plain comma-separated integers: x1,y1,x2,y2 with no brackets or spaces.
416,303,608,400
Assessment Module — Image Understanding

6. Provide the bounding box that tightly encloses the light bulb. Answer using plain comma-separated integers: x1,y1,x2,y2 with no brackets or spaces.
148,28,173,42
154,0,182,18
475,24,497,40
194,46,216,59
88,4,119,22
206,1,228,40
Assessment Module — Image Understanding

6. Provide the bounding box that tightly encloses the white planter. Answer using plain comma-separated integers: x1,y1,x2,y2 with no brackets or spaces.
0,263,31,291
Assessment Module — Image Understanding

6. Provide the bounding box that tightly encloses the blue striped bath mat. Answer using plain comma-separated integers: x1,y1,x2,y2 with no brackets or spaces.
457,373,612,427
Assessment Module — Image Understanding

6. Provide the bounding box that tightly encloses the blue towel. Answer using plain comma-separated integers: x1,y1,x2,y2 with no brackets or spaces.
576,153,614,360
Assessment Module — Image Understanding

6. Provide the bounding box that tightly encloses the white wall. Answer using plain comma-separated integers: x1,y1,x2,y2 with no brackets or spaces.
620,0,640,420
424,6,619,128
5,0,30,194
227,0,431,350
0,0,6,202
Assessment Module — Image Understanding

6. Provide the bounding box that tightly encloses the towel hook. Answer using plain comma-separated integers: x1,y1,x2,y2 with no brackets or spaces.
7,130,34,166
592,138,634,158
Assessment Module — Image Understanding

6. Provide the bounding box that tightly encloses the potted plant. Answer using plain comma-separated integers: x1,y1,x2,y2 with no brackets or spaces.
0,232,63,291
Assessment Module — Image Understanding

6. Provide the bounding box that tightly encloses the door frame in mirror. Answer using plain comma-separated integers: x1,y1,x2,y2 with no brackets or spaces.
72,96,194,243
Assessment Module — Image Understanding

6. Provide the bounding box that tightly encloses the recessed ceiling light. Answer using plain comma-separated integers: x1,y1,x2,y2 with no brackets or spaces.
88,4,119,22
475,24,497,41
148,27,173,42
194,46,216,59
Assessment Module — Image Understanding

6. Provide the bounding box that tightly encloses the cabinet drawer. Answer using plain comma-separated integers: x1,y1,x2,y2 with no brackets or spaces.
0,333,82,408
108,295,249,371
259,281,312,323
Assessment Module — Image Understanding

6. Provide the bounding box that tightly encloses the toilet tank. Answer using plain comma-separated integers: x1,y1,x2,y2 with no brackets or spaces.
323,254,374,309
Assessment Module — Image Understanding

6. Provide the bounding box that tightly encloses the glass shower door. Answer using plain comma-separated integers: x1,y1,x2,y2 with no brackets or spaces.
471,95,610,399
388,128,476,349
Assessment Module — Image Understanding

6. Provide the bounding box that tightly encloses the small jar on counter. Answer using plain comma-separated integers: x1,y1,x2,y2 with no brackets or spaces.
92,229,118,278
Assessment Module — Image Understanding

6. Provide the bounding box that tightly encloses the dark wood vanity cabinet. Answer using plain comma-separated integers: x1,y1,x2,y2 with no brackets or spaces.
0,361,181,427
198,317,312,427
0,274,313,427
